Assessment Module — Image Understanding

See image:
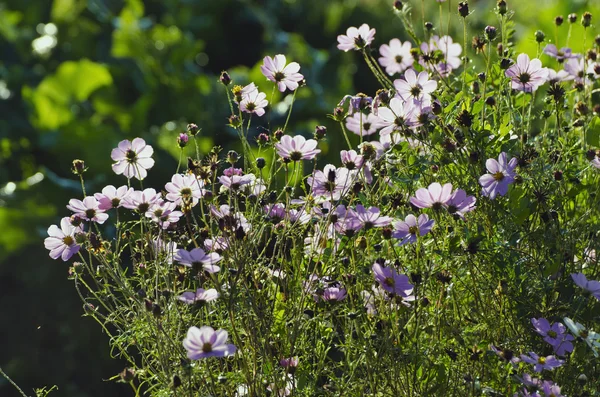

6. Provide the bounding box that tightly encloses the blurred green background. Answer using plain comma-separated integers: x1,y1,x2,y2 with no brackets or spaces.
1,0,598,395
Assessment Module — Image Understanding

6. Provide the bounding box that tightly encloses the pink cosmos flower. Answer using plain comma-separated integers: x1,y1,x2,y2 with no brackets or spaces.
67,196,109,224
322,287,347,302
150,237,177,264
505,53,549,92
340,150,364,170
218,174,253,191
378,39,414,75
44,217,82,261
372,262,414,298
571,273,600,300
210,204,251,233
345,112,384,136
275,135,321,161
260,55,304,92
94,185,133,210
178,288,219,305
337,24,376,52
410,182,454,209
377,97,418,135
122,188,161,212
174,247,222,273
307,164,354,200
479,152,518,199
420,36,462,77
392,214,435,245
351,205,392,230
165,174,204,208
587,62,600,79
543,44,580,62
111,138,155,180
546,68,574,84
146,201,183,229
183,326,237,360
395,69,437,105
564,58,589,84
240,86,268,116
445,189,477,219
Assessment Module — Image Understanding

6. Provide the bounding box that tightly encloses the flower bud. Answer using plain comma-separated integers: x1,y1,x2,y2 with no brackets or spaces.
227,150,239,164
485,96,496,107
256,133,269,145
553,170,563,181
555,15,564,26
256,157,266,169
458,2,469,18
314,125,327,140
333,106,346,122
355,236,367,250
586,149,597,161
393,0,403,10
587,49,597,61
228,114,241,128
171,375,182,389
594,104,600,115
485,25,497,41
187,123,199,136
500,58,512,69
577,374,588,386
535,30,545,43
120,368,135,382
496,0,507,16
273,128,284,141
152,303,162,318
596,34,600,46
71,159,87,175
582,12,592,28
425,21,434,31
177,133,189,148
219,71,231,86
568,13,577,23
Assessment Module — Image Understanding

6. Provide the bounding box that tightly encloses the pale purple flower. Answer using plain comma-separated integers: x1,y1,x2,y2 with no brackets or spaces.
540,381,563,397
44,217,82,261
410,182,453,210
546,68,574,84
377,97,418,136
446,189,477,218
489,345,520,365
307,165,354,201
505,54,549,92
571,273,600,300
210,204,251,233
340,150,364,170
67,196,109,224
372,262,414,298
280,357,299,369
219,174,253,191
395,69,437,105
260,55,303,92
304,224,339,255
110,137,154,180
422,36,462,76
204,237,229,253
183,326,236,359
587,62,600,79
165,174,205,208
146,201,183,229
564,57,589,84
564,317,600,356
531,317,574,356
543,44,580,62
520,352,564,372
174,247,221,273
345,112,384,136
288,208,311,225
337,24,376,52
223,167,243,177
122,188,161,212
178,288,219,305
479,152,518,199
592,155,600,169
392,214,435,245
240,86,268,116
378,39,414,75
339,94,372,115
322,287,347,302
94,185,133,210
351,205,392,229
275,135,321,161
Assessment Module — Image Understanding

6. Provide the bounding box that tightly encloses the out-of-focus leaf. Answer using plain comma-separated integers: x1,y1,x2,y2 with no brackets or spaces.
586,116,600,147
51,0,86,23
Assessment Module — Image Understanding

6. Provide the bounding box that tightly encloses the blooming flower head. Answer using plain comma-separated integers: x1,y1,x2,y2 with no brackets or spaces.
307,164,354,201
345,112,384,136
44,217,82,261
174,247,222,273
563,317,600,357
351,205,392,230
564,58,590,84
520,352,564,372
479,152,518,199
240,85,269,116
146,200,183,229
505,53,549,92
531,318,574,356
571,273,600,300
394,69,437,105
543,44,580,62
372,262,414,299
110,138,154,180
178,288,219,305
378,39,414,75
340,150,364,170
546,68,574,84
392,214,435,245
322,287,347,302
410,182,453,210
94,185,133,211
445,189,476,218
165,174,205,208
219,174,253,192
377,97,418,136
260,55,303,92
67,196,109,224
275,135,321,161
183,326,237,360
337,23,376,52
122,188,161,212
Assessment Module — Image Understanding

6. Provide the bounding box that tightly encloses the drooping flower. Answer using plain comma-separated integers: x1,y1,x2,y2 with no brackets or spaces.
377,97,418,136
67,196,109,224
110,138,155,180
505,53,549,92
44,217,82,261
378,39,414,75
183,326,237,360
240,86,269,116
210,204,251,233
372,262,415,299
337,23,376,52
410,182,453,210
260,55,304,92
94,185,133,210
478,152,518,199
520,352,564,372
275,135,321,161
165,174,205,208
345,112,384,136
338,94,372,115
571,273,600,300
391,214,435,245
394,69,437,105
563,317,600,357
178,288,219,305
174,248,222,273
542,44,580,62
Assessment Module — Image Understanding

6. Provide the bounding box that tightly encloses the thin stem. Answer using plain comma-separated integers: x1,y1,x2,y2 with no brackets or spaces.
0,367,29,397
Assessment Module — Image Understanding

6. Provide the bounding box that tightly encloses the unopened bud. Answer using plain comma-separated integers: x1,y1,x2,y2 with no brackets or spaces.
555,15,564,26
458,2,469,18
71,159,87,175
568,13,577,24
485,26,497,41
535,30,545,43
582,12,592,28
219,71,231,86
177,133,189,148
256,157,266,169
227,150,239,164
393,0,403,10
256,133,269,145
496,0,507,16
187,123,199,136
